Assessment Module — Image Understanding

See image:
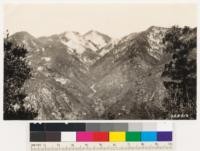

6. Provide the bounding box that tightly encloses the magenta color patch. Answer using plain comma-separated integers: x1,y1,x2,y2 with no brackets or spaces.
76,132,93,142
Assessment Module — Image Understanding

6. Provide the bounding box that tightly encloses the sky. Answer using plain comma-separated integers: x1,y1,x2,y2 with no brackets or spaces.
4,3,197,38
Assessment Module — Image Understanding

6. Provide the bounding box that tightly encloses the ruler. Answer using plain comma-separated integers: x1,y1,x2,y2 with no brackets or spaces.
30,142,173,151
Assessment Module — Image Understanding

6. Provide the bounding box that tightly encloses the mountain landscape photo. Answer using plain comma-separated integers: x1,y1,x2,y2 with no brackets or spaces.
3,3,197,120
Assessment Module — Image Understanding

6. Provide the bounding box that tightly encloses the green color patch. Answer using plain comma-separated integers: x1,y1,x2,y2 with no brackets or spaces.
126,132,141,141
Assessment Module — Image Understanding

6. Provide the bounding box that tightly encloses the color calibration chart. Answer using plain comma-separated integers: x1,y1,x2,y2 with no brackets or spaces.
30,122,173,151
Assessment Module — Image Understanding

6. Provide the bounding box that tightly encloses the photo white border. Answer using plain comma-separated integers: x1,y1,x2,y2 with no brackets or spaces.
0,0,199,150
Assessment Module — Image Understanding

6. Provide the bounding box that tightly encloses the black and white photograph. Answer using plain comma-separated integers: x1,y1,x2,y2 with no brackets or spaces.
3,3,197,120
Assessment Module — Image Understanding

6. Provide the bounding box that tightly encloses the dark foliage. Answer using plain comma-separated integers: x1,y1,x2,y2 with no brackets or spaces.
4,37,38,120
162,26,196,119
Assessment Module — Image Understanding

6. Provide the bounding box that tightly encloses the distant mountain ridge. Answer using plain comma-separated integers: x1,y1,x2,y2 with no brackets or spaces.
8,26,197,120
11,30,113,65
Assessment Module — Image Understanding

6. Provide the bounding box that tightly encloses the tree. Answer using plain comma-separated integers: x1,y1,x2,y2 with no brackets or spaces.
4,35,38,120
162,26,196,119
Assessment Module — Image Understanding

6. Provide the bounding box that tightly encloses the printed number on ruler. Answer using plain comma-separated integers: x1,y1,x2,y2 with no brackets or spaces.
30,142,173,151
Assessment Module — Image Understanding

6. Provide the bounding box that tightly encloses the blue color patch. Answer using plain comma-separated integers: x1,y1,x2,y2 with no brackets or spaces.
141,132,157,141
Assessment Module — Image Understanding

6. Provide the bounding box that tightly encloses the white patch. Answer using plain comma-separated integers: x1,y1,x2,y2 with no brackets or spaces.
59,39,73,54
66,40,86,54
84,31,109,49
22,40,29,48
61,31,98,54
82,56,93,64
41,57,51,62
42,48,45,52
147,28,167,60
37,66,43,71
28,61,32,66
41,88,51,96
64,31,81,41
31,41,37,46
55,77,70,85
13,104,20,111
99,46,112,56
90,84,96,93
27,55,32,59
36,49,40,52
22,40,26,44
84,41,97,51
99,39,119,56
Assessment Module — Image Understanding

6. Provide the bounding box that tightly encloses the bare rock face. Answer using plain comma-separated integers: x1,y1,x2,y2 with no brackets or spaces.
10,26,196,120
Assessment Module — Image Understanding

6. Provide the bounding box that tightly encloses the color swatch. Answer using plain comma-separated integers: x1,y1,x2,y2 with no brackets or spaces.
141,132,157,141
126,132,141,141
30,123,173,142
109,132,126,142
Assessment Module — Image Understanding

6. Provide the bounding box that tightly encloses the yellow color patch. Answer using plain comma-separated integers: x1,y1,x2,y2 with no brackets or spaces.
109,132,126,142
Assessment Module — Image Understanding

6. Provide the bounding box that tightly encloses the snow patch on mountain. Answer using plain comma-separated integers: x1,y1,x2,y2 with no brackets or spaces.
64,31,81,41
66,40,86,54
84,30,111,49
60,31,98,54
99,39,119,56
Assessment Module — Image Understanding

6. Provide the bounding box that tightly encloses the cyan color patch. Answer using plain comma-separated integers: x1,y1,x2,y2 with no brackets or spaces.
141,132,157,141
